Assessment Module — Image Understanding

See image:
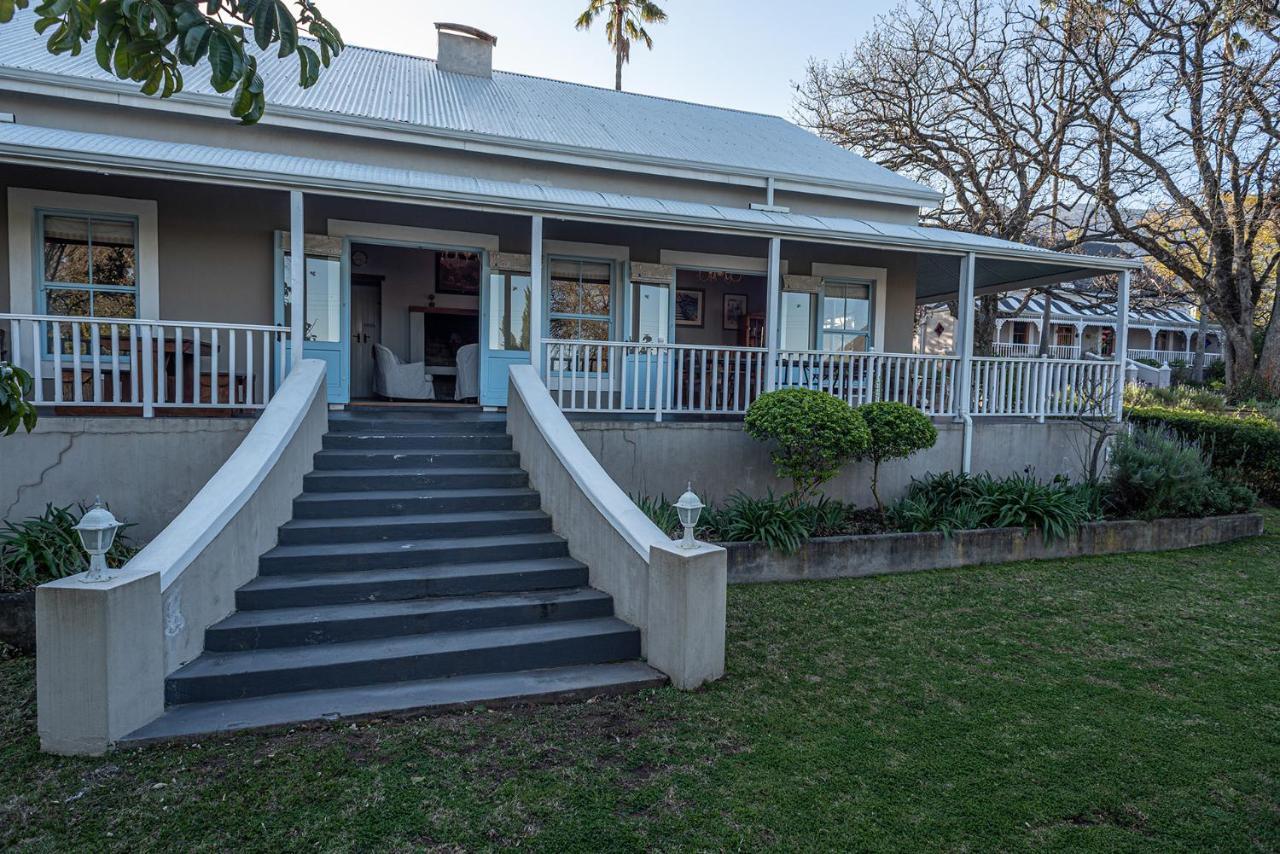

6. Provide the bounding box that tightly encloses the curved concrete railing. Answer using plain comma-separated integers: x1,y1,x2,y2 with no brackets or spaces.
507,365,726,691
36,359,328,755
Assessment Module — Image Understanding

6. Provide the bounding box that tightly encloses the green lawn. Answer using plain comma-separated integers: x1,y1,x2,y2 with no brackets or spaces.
3,514,1279,852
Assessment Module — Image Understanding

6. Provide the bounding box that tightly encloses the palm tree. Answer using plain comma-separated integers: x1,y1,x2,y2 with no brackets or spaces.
575,0,668,91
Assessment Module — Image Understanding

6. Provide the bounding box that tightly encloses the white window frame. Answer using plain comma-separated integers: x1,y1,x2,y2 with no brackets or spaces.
811,263,887,350
8,188,159,318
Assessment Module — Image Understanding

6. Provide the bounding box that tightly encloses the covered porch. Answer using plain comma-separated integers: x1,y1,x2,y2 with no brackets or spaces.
0,122,1139,426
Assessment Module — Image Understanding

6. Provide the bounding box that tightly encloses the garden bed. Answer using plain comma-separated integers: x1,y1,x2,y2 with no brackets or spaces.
723,512,1264,584
0,590,35,652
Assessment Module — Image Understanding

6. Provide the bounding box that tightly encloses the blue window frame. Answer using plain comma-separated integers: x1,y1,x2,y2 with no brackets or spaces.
38,210,140,354
545,256,616,372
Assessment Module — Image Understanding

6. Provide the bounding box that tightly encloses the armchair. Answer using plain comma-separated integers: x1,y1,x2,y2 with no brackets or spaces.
373,343,435,401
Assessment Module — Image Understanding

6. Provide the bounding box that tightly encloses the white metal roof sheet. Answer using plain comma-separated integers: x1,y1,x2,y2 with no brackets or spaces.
0,12,936,200
0,122,1139,290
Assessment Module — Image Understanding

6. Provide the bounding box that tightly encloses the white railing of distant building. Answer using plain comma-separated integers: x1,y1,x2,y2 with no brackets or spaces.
994,342,1080,359
1128,347,1222,364
1,313,292,416
541,340,1117,422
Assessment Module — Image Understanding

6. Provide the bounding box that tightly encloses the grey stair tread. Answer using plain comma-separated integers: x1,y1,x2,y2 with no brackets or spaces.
281,509,549,532
171,617,635,679
306,466,526,478
214,588,609,630
262,531,566,560
122,662,666,743
294,486,538,503
240,557,588,592
316,448,515,457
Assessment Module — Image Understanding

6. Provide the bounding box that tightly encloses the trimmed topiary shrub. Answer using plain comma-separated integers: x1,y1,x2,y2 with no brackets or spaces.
856,401,939,509
1126,405,1280,501
744,388,870,499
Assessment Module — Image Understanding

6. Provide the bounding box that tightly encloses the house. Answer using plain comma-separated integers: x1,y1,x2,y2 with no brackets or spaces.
918,293,1224,364
0,19,1143,754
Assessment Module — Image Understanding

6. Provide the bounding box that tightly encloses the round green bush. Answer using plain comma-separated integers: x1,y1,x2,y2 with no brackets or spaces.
856,401,938,509
744,388,870,498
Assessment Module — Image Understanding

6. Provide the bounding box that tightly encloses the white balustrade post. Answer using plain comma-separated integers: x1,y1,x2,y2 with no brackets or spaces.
530,215,544,376
289,190,305,371
653,344,665,423
1113,269,1130,421
764,237,781,391
140,323,155,418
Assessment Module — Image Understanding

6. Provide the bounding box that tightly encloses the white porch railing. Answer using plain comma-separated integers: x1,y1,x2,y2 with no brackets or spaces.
1128,347,1221,364
542,340,1122,422
775,349,958,417
970,356,1118,419
2,313,292,416
994,342,1081,359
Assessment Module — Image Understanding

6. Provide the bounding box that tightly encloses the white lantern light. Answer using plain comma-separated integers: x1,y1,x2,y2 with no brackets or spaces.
673,483,705,549
75,497,121,583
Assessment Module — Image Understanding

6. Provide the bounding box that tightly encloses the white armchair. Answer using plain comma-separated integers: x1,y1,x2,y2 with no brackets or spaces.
454,342,480,401
374,343,435,401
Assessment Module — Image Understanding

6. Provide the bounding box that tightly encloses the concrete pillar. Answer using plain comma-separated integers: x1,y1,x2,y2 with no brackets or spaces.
37,569,164,755
645,541,726,690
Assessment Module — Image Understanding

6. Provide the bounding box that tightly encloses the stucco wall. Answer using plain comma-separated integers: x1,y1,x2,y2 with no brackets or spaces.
571,417,1101,506
1,415,254,540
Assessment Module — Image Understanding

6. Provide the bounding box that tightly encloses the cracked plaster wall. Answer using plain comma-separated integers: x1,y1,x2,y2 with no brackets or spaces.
1,416,254,541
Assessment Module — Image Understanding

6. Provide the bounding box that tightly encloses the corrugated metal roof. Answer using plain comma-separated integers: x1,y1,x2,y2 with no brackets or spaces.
0,122,1138,290
998,293,1208,327
0,12,936,200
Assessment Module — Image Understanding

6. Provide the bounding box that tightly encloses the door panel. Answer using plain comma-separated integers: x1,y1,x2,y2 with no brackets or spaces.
274,232,350,404
350,276,382,400
480,267,532,406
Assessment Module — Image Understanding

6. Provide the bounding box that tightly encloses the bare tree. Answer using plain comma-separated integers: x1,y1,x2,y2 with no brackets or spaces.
796,0,1113,355
1040,0,1280,395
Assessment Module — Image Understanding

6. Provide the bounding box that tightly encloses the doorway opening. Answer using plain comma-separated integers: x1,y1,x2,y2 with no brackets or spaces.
348,241,481,404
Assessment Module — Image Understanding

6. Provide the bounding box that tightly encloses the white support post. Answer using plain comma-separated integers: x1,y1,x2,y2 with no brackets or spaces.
955,253,976,473
289,191,305,371
1113,269,1131,421
529,215,544,375
764,236,781,391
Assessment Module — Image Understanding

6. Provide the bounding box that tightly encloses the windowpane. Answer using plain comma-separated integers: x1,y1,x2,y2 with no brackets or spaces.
581,280,611,316
43,216,91,284
488,273,531,351
636,283,668,343
780,292,813,350
549,277,581,314
92,292,137,319
46,287,91,317
89,218,137,286
549,318,579,340
304,258,342,343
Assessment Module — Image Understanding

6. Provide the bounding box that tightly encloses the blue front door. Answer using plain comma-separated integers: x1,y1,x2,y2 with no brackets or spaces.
479,266,532,406
274,232,350,404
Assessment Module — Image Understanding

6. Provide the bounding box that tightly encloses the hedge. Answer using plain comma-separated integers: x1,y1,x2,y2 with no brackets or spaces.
1126,405,1280,501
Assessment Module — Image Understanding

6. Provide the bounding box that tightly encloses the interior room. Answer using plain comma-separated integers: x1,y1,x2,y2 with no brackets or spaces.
348,241,481,403
671,269,767,347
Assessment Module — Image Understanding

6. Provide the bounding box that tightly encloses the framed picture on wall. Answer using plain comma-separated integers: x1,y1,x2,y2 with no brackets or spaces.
675,288,705,327
723,293,747,330
435,250,481,296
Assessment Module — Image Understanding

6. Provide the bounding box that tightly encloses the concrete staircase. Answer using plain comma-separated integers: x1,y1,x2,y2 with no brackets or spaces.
123,408,664,743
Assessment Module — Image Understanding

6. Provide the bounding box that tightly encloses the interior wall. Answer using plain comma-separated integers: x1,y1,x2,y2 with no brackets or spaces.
672,270,766,347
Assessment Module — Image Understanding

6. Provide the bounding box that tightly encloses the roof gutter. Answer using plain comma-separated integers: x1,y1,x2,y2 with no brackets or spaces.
0,70,944,209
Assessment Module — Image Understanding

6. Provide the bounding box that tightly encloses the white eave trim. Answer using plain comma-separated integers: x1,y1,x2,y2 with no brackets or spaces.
0,70,944,209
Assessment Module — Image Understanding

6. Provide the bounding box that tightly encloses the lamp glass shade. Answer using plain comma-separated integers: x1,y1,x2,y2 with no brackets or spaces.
674,487,704,529
75,504,121,556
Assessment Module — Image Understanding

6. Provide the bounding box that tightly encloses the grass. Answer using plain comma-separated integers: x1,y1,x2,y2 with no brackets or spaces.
3,513,1279,851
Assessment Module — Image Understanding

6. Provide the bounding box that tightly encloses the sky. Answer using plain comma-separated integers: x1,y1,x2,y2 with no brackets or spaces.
316,0,894,119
